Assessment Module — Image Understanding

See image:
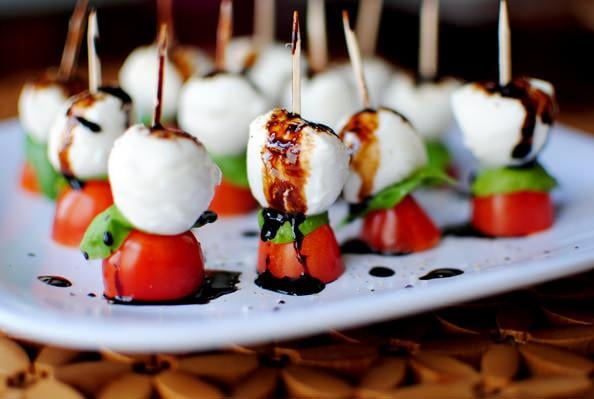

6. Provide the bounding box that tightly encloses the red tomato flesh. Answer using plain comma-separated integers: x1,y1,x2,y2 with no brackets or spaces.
362,195,440,253
102,230,205,302
52,181,113,247
472,191,554,237
20,161,41,194
257,224,344,283
209,179,259,216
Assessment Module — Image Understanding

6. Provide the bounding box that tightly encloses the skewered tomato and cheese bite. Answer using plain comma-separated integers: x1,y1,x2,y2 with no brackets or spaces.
452,0,557,237
18,0,87,199
119,0,212,125
339,11,450,254
178,0,268,216
47,11,133,247
247,12,349,295
81,26,221,303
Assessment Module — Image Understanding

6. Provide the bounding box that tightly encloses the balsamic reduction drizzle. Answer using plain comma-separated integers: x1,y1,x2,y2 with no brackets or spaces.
37,275,72,288
64,175,85,190
369,266,395,278
340,239,410,256
241,230,259,238
255,270,325,296
442,223,493,239
98,86,132,104
193,210,218,228
419,268,464,280
74,116,101,132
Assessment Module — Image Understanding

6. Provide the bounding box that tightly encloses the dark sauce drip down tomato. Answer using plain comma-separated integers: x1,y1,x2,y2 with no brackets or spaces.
480,78,555,160
255,270,325,296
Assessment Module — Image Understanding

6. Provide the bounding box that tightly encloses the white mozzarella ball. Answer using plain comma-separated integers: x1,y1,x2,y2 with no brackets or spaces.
48,88,132,180
225,36,254,74
119,44,212,123
108,125,221,235
451,78,555,167
339,57,394,107
382,74,460,141
339,108,428,204
178,73,269,156
247,109,350,215
248,43,296,103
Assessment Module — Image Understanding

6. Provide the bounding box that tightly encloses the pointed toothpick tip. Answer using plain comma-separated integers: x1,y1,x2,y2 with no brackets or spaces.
87,9,101,94
58,0,88,80
291,10,301,115
153,23,168,128
342,10,370,109
215,0,233,71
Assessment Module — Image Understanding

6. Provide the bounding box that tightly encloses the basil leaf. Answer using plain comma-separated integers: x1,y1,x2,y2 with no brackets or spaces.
257,211,329,244
80,205,134,260
347,167,455,222
23,134,67,199
426,140,452,173
211,152,249,188
471,163,558,197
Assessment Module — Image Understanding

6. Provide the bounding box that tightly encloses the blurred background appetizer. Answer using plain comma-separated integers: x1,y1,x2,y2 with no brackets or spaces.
452,0,557,237
81,26,221,303
247,11,349,295
178,0,268,216
47,11,133,247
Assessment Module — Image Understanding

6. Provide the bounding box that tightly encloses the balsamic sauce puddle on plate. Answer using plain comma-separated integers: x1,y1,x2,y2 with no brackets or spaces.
369,266,395,277
37,275,72,288
340,239,410,256
419,268,464,280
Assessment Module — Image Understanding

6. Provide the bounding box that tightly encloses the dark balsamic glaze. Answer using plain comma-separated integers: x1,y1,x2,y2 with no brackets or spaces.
340,239,410,257
193,210,218,228
241,230,259,238
369,266,395,278
64,175,85,190
99,85,132,104
88,293,97,298
255,270,325,296
106,270,240,306
74,116,101,132
442,223,493,239
419,268,464,280
103,231,114,246
37,275,72,288
479,78,555,160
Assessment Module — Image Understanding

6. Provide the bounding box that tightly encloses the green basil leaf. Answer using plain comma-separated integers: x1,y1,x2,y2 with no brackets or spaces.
257,211,329,244
80,204,134,260
425,140,452,173
347,166,455,222
23,134,67,200
471,163,558,197
211,152,249,188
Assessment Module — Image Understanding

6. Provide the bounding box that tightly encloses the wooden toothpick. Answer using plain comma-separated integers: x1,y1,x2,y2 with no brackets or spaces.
355,0,383,57
253,0,275,49
215,0,233,71
58,0,88,80
157,0,175,44
87,10,101,94
153,24,168,128
418,0,439,81
498,0,511,86
307,0,328,74
292,11,301,115
343,11,370,109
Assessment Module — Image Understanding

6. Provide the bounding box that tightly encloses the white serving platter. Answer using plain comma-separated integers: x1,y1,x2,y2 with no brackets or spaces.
0,119,593,353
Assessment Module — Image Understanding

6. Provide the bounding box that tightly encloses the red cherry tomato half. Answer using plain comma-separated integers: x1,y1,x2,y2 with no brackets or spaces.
20,162,41,194
209,179,259,216
362,195,440,254
52,181,113,247
472,191,554,237
257,224,344,283
102,230,205,302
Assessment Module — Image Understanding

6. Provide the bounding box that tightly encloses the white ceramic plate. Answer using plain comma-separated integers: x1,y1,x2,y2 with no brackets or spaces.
1,119,593,353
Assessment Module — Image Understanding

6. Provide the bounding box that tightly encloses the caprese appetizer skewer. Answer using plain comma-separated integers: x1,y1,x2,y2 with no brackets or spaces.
47,11,133,247
81,25,222,303
18,0,87,198
382,0,459,174
339,11,450,254
451,0,557,237
178,0,268,216
247,11,350,295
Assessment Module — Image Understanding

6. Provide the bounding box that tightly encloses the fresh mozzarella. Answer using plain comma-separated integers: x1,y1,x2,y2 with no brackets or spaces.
248,43,297,103
47,88,132,180
339,57,394,107
382,73,460,141
225,36,254,74
247,109,350,215
339,108,428,204
109,125,221,235
178,72,269,156
451,78,555,167
119,44,212,123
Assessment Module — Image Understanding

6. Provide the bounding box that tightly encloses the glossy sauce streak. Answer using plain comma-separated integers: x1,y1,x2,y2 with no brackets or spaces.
255,270,325,296
340,238,409,256
369,266,395,277
480,78,555,160
339,109,380,202
37,275,72,288
442,223,493,239
419,268,464,280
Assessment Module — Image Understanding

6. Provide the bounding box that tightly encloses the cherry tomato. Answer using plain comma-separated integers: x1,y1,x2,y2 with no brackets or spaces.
20,162,40,194
257,224,344,283
52,181,113,247
362,195,440,253
102,230,205,302
209,179,259,216
472,191,554,237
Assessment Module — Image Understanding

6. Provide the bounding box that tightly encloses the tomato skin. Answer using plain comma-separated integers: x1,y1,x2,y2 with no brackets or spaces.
209,179,258,216
102,230,205,302
362,195,440,253
472,191,554,237
257,224,344,283
52,181,113,247
20,162,41,194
